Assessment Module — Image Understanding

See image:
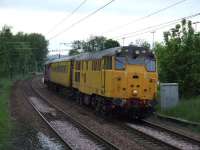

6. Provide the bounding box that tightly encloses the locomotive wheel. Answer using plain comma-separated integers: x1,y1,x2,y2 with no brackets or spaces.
95,97,102,115
100,101,112,118
83,94,91,106
95,97,111,118
95,101,101,114
75,92,80,104
91,95,97,109
78,93,83,105
76,92,83,105
55,85,60,93
100,105,107,117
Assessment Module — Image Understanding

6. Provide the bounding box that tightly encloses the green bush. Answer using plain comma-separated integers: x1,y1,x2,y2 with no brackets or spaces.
154,19,200,96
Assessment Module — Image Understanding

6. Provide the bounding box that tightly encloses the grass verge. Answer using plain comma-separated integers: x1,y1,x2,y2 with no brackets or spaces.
157,96,200,133
0,73,34,149
0,79,12,149
158,96,200,123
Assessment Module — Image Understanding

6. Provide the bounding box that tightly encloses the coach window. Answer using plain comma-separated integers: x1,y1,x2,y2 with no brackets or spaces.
86,61,88,70
92,61,94,71
81,61,82,70
81,61,84,70
95,60,97,71
99,60,101,70
97,60,100,71
83,61,85,70
76,61,80,70
65,65,67,73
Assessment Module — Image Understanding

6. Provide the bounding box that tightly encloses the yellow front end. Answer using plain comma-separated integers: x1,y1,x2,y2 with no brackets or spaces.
106,65,158,101
103,63,158,118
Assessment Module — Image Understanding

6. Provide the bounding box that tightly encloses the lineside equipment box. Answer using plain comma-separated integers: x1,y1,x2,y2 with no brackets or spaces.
160,83,179,109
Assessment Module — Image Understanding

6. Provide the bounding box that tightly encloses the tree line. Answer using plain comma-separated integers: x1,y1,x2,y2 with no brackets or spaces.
0,25,48,78
154,19,200,96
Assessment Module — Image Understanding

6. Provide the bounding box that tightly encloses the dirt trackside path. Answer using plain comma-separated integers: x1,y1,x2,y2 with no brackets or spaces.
9,80,66,150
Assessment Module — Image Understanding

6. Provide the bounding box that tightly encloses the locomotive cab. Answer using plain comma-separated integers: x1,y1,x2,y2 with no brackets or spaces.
111,46,158,118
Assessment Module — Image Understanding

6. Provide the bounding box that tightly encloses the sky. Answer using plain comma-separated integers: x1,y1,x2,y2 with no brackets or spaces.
0,0,200,55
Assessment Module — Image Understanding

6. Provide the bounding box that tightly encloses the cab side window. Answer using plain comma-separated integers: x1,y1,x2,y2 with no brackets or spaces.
115,57,125,70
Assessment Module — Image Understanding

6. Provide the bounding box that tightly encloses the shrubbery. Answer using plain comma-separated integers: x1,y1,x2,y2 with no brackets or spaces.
154,19,200,96
0,26,48,78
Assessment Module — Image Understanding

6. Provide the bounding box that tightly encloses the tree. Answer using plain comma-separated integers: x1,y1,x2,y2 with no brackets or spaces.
0,25,48,78
69,36,120,54
0,25,14,77
84,36,107,52
134,39,151,49
104,39,120,49
26,33,48,71
154,19,200,96
71,40,82,50
69,49,80,56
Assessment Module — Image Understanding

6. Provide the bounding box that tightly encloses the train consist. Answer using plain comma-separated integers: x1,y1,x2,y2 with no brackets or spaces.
44,46,158,119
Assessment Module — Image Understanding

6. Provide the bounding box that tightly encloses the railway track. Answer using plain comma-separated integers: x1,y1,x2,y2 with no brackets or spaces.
126,120,200,150
23,79,119,150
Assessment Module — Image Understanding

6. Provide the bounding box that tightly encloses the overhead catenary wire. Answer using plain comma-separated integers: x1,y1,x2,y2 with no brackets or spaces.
113,12,200,40
102,0,188,35
49,0,115,40
46,0,88,35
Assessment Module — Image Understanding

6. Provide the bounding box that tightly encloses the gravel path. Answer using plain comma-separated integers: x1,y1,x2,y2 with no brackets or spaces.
10,80,67,150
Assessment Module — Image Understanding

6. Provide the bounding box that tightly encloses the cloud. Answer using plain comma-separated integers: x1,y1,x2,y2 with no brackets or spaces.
0,0,113,12
0,0,200,52
0,0,84,12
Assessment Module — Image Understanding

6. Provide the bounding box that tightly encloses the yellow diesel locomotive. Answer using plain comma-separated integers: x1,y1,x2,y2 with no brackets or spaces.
44,46,158,119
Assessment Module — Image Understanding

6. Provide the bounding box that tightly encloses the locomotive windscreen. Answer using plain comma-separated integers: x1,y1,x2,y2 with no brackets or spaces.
115,47,156,71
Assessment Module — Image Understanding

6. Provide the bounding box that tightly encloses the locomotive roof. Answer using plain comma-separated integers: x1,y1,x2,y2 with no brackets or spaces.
46,46,150,64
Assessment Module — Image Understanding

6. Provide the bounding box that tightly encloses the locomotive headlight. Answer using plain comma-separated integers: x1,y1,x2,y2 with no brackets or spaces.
135,50,140,54
132,89,138,96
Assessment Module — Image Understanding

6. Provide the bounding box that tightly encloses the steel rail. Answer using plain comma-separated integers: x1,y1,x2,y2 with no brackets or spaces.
142,120,200,146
